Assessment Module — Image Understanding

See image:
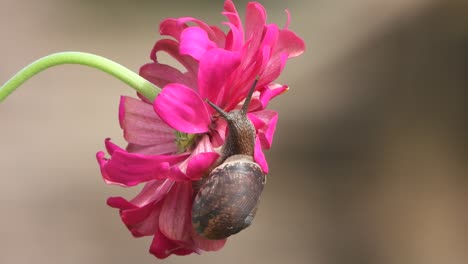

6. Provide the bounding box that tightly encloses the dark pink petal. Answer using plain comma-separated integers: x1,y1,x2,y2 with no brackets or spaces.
198,48,241,104
120,96,176,155
186,152,219,180
150,227,194,259
180,27,217,60
107,189,166,238
178,135,219,180
159,182,192,243
254,137,268,174
149,39,198,77
154,84,211,133
159,18,187,40
97,139,188,187
248,110,278,149
139,63,193,89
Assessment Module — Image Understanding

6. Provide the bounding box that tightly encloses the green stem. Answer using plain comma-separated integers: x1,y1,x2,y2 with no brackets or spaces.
0,51,160,102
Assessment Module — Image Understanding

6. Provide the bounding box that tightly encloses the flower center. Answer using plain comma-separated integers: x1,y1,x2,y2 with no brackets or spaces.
175,131,198,153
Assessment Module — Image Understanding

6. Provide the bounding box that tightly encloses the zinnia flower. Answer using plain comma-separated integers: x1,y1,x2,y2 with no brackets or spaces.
97,0,304,259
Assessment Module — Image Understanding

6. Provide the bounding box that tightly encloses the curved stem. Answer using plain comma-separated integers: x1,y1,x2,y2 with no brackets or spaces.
0,51,160,102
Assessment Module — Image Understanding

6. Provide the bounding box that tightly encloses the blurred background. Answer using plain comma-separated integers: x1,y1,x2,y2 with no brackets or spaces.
0,0,466,263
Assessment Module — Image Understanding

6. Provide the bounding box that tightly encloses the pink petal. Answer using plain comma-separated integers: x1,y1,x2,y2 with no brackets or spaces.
223,0,244,39
257,84,288,110
178,135,219,180
159,182,192,243
254,136,269,173
259,53,288,88
130,179,174,206
176,17,218,43
159,18,187,40
150,227,194,259
120,96,176,154
106,179,174,238
192,228,227,251
223,22,243,51
180,27,217,60
198,48,241,105
148,39,198,77
248,110,278,149
126,143,177,156
244,2,267,62
139,63,193,89
154,84,211,133
209,25,227,48
97,139,188,187
273,29,306,58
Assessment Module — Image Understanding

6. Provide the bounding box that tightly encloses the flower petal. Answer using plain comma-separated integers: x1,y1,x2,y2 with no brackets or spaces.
159,182,192,243
178,135,219,180
274,29,306,58
180,27,217,60
148,39,198,77
154,84,211,133
248,110,278,149
150,227,194,259
223,0,244,40
198,48,241,105
97,139,188,187
139,63,193,89
257,84,288,110
120,96,176,153
254,136,268,173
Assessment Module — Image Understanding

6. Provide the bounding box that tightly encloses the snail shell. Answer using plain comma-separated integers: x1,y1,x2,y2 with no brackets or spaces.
192,154,266,240
191,78,266,240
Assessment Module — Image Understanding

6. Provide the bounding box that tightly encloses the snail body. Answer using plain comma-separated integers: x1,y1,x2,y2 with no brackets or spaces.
192,80,266,240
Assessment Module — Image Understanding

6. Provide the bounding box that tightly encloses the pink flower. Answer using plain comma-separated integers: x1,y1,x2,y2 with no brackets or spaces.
97,0,304,259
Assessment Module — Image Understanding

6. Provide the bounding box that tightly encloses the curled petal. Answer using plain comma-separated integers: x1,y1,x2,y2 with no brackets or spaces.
257,84,288,110
97,139,188,187
180,27,217,60
154,84,211,133
150,227,194,259
223,22,243,51
248,110,278,149
149,39,198,76
223,0,244,38
254,136,268,174
178,135,219,180
159,18,187,40
274,29,306,58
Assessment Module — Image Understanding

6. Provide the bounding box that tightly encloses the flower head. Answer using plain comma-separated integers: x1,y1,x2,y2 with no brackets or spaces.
97,0,304,259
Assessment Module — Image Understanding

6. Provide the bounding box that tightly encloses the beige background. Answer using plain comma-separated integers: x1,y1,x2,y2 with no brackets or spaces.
0,0,466,263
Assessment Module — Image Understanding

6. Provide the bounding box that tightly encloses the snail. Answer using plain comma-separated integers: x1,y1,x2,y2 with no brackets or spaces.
192,80,266,240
